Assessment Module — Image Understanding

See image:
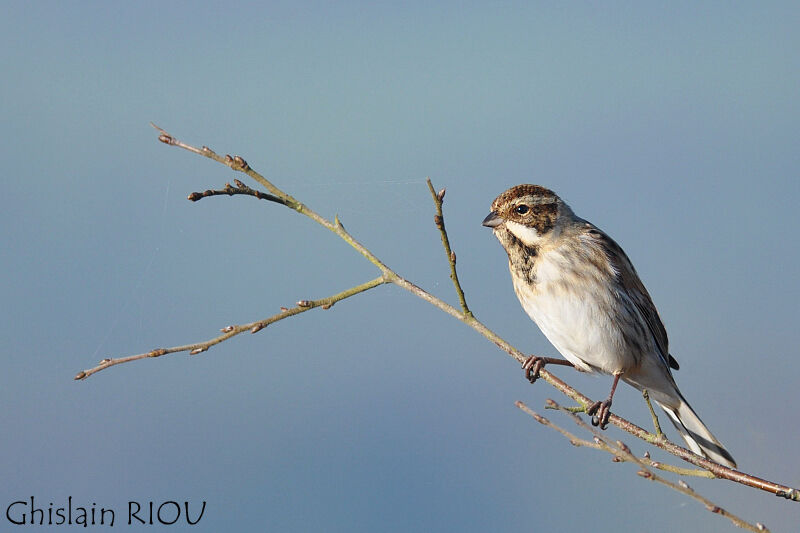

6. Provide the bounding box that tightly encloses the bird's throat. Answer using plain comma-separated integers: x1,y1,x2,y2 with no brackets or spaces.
496,226,539,285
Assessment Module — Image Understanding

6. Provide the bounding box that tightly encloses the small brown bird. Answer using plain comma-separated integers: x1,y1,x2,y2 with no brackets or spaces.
483,184,736,468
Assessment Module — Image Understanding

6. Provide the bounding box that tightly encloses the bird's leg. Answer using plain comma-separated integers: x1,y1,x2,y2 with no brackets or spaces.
587,372,622,429
522,356,574,384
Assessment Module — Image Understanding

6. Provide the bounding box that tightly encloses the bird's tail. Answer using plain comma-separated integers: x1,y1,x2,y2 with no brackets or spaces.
656,396,736,469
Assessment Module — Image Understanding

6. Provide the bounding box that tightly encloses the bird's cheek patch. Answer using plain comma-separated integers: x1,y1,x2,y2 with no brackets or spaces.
505,221,542,246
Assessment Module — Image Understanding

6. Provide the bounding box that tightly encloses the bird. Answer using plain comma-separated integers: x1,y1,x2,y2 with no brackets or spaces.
482,184,736,468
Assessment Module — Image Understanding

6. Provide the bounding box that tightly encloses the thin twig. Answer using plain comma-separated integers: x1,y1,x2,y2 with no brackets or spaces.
553,400,767,532
187,179,287,205
534,402,712,478
517,400,768,533
150,123,394,275
642,390,664,438
75,126,800,505
426,178,472,317
545,403,586,414
516,402,603,450
75,276,388,380
529,365,799,499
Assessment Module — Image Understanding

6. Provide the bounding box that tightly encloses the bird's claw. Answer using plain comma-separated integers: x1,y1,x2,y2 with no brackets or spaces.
522,356,546,384
587,400,612,429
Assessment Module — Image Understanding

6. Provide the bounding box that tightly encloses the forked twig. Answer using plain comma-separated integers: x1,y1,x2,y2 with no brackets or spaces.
517,400,769,533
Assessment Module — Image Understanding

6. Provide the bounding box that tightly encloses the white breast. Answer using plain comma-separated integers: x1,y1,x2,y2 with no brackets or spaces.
511,249,637,375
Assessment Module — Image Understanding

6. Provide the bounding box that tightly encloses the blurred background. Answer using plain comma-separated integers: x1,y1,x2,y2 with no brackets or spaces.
2,1,798,531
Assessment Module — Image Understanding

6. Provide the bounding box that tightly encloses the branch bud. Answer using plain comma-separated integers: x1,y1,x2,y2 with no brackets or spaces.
187,192,203,202
437,188,446,202
433,214,443,227
678,480,691,490
450,251,456,264
158,134,173,144
99,358,111,365
149,348,167,357
705,504,721,513
189,347,206,355
74,371,87,380
221,325,235,333
251,324,264,334
297,300,312,307
636,470,652,479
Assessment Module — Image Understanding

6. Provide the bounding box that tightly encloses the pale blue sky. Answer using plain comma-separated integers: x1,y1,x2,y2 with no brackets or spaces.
2,2,799,531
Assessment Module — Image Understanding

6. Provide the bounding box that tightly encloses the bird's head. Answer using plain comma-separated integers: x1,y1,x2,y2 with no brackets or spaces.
482,184,573,246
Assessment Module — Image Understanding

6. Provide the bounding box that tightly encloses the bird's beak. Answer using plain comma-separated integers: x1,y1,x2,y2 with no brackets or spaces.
482,211,503,228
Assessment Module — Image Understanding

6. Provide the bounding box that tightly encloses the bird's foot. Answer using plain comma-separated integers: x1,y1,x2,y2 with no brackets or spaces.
522,356,575,384
522,356,546,384
587,400,612,430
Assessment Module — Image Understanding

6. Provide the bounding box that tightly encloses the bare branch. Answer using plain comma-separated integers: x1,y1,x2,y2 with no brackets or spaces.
75,126,800,507
539,402,712,479
518,400,769,533
530,363,799,500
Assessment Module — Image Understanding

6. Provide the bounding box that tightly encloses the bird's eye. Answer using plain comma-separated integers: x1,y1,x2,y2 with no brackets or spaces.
514,205,529,215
